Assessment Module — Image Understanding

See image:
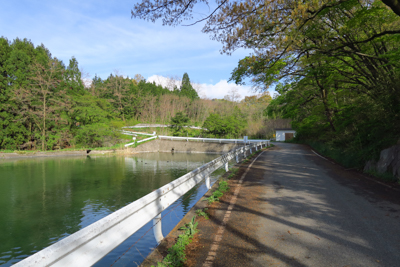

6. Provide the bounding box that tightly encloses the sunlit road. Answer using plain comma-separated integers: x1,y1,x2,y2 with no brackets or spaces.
202,142,400,267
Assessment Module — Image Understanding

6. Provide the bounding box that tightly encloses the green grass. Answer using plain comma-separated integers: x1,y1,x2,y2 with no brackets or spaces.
195,208,209,219
153,216,198,267
0,134,159,154
365,170,398,183
205,180,230,204
227,168,239,179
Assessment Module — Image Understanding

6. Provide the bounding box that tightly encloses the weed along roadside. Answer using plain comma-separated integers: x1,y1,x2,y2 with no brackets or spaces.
141,145,272,267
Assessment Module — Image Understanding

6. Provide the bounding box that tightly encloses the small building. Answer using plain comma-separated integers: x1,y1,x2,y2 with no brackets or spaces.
275,128,296,141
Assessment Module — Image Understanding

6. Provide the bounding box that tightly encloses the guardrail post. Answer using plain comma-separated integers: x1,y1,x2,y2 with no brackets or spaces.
250,147,252,154
205,176,211,189
153,213,164,245
225,162,229,172
236,154,239,163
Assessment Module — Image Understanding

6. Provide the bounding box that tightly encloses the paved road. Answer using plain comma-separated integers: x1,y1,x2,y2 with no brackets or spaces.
192,142,400,267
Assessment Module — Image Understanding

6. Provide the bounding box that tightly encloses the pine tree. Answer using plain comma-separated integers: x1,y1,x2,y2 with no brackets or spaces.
179,73,199,100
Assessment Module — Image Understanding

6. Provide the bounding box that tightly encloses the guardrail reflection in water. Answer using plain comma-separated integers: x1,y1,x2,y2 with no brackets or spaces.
15,141,269,267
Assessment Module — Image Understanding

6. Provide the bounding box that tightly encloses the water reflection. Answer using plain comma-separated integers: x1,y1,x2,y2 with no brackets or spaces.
0,153,219,266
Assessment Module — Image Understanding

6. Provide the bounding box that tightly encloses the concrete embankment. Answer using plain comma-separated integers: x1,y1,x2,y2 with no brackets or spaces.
0,149,119,159
0,139,240,159
128,139,241,154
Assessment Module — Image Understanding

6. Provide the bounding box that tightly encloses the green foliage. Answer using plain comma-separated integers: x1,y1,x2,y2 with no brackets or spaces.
196,208,209,219
263,11,400,165
227,168,239,179
177,73,199,100
170,112,190,136
154,216,199,267
218,181,229,192
365,170,398,183
205,194,220,204
73,123,119,148
205,180,230,204
202,110,247,138
179,216,199,236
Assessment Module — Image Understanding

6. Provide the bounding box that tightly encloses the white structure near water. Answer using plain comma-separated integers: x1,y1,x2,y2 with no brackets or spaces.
275,129,296,141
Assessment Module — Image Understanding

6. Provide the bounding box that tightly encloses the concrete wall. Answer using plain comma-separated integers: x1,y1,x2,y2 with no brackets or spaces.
276,130,296,141
128,139,241,154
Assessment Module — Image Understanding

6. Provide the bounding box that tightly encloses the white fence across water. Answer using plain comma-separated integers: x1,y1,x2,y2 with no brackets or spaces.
15,140,270,267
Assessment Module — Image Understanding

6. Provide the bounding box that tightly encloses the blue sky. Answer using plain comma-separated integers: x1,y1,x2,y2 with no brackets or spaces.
1,0,275,99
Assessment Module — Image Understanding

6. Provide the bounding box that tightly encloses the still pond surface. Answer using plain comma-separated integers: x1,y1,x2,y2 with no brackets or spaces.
0,152,225,266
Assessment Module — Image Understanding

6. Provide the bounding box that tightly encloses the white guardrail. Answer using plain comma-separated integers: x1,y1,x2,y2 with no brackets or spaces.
15,141,269,267
124,136,157,147
158,135,270,144
123,125,204,130
121,130,156,136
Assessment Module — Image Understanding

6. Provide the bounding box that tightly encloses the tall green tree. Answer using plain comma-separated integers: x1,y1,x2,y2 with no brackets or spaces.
13,59,69,150
179,73,199,100
170,111,190,136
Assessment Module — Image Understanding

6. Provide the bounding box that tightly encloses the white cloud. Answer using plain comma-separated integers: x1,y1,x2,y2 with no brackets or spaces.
147,75,257,100
147,75,182,90
200,80,254,100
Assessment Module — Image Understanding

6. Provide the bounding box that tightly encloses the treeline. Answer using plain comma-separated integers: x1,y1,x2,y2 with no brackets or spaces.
0,37,200,150
0,37,273,151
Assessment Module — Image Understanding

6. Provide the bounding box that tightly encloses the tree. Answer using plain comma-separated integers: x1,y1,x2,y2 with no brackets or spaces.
223,88,241,102
179,73,199,100
132,0,400,164
13,59,69,150
132,0,400,30
170,111,190,134
1,38,61,150
64,57,85,95
133,73,145,85
99,73,132,121
202,112,246,138
170,111,190,136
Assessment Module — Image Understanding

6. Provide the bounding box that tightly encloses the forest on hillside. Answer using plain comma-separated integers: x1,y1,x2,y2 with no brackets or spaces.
133,0,400,169
0,37,280,151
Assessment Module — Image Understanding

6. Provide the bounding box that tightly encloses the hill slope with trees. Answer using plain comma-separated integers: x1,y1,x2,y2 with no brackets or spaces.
0,37,275,151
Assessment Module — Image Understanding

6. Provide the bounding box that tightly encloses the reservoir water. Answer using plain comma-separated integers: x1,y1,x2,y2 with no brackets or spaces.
0,152,225,266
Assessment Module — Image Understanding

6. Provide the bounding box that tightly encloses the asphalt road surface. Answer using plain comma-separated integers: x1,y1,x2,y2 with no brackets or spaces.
197,142,400,267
